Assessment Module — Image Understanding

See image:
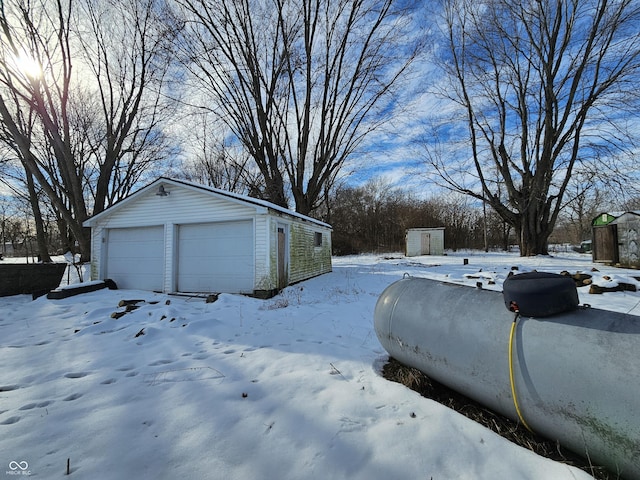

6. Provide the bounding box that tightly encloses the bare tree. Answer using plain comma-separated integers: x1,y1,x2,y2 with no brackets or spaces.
0,0,176,260
174,0,418,215
181,147,256,194
560,170,603,243
428,0,640,255
76,0,178,209
178,112,261,194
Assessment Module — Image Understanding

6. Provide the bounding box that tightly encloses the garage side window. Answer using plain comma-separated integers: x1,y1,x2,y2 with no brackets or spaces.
314,232,322,247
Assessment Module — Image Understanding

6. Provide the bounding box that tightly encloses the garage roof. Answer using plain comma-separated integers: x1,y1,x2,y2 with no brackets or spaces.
84,177,332,229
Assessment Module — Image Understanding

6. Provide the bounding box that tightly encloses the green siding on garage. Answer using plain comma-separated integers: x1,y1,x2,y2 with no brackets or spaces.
288,222,332,284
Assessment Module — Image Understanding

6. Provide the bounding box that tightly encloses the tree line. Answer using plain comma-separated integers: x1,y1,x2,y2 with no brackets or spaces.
319,179,635,256
320,180,501,254
0,178,519,257
2,173,638,259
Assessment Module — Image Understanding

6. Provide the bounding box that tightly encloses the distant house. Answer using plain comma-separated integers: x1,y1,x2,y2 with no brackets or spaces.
405,227,445,256
83,177,332,298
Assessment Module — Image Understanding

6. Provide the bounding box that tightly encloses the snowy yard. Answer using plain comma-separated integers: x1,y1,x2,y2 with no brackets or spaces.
1,251,638,479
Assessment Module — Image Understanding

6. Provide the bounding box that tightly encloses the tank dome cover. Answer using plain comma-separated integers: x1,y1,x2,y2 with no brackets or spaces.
503,272,578,317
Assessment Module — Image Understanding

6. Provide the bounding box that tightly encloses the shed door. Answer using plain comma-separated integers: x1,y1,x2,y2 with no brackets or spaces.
420,233,431,255
105,226,164,291
177,221,254,293
593,225,618,263
277,225,288,289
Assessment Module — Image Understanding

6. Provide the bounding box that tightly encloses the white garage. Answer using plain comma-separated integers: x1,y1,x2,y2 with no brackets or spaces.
83,177,332,297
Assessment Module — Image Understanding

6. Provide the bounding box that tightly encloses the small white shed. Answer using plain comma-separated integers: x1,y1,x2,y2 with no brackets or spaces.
83,177,332,297
405,227,445,257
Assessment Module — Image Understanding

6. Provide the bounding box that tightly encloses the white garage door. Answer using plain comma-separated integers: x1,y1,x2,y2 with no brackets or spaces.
177,221,254,293
105,226,164,291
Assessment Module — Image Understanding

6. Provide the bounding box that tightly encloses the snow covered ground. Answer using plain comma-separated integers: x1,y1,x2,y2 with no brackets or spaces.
1,250,638,479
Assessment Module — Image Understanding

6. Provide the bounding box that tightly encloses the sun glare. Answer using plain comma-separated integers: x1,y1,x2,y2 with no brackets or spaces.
13,53,42,79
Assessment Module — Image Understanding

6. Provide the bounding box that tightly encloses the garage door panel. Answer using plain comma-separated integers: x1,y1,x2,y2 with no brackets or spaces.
106,226,164,291
177,221,253,293
179,239,252,256
178,256,251,271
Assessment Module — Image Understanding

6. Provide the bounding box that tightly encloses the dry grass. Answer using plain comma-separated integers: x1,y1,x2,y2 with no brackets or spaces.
382,357,617,480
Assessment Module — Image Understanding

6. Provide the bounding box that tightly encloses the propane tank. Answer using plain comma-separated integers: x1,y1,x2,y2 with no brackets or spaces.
374,276,640,479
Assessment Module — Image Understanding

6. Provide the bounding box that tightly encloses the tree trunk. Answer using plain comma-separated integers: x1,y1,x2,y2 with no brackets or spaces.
264,177,289,209
518,217,551,256
77,227,91,263
501,222,511,252
25,171,52,263
292,191,312,217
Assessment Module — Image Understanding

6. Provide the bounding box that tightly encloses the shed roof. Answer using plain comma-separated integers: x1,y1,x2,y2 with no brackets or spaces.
406,227,446,231
610,211,640,223
83,177,332,229
591,212,623,226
